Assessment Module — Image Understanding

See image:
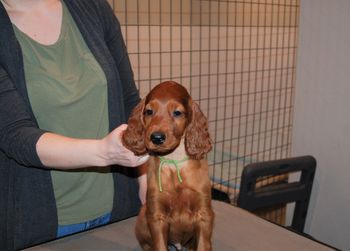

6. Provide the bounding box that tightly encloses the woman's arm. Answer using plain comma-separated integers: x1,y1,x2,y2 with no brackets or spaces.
36,124,148,169
0,66,46,167
0,66,147,170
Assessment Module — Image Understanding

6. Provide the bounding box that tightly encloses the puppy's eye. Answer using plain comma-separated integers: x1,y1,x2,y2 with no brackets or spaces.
144,109,153,116
173,110,183,117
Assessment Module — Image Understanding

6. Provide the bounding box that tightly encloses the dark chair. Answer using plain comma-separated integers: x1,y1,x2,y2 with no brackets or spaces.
237,155,316,233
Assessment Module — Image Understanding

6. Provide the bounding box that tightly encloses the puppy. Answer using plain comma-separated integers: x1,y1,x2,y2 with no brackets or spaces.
123,81,214,251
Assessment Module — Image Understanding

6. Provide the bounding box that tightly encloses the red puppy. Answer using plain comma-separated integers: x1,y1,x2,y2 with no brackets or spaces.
123,81,214,251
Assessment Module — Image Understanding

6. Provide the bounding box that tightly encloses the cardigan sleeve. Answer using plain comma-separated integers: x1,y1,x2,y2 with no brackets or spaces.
97,0,141,119
0,65,46,167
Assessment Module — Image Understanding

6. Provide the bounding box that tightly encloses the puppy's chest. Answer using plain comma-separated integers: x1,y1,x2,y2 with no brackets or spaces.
157,168,202,212
155,160,194,193
149,157,207,211
163,186,202,219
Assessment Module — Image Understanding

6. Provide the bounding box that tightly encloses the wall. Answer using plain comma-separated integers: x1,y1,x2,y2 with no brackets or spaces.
293,0,350,250
109,0,298,27
110,0,299,205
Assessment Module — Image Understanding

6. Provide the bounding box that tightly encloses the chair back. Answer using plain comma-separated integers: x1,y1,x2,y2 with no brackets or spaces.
237,155,316,233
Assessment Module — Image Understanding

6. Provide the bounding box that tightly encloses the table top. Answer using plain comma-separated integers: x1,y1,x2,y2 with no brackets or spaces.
26,200,334,251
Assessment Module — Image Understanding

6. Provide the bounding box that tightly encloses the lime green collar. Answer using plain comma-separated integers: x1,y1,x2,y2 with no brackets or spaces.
158,156,188,192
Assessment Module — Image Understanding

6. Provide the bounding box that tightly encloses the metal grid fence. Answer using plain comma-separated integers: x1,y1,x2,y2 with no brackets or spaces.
108,0,299,224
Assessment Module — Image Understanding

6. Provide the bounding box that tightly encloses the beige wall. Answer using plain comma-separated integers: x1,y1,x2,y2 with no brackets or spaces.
109,0,299,208
293,0,350,250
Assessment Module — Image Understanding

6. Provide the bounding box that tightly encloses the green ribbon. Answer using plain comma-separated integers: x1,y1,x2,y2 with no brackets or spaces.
158,156,188,192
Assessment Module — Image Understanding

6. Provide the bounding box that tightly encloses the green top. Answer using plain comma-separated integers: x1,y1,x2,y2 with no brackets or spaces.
13,2,114,225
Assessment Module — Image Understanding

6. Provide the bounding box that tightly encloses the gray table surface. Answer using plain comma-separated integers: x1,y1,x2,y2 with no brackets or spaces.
26,200,334,251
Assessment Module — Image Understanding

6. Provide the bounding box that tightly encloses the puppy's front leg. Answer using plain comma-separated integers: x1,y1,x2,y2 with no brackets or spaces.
196,208,214,251
148,212,169,251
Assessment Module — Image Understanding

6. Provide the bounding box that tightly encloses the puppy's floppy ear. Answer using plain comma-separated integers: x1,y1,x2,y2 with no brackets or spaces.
185,100,212,159
122,99,147,155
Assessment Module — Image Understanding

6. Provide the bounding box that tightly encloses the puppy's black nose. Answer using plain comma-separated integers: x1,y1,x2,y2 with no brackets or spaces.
150,132,166,145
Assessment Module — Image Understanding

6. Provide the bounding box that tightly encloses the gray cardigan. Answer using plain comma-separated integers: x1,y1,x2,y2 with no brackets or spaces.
0,0,141,249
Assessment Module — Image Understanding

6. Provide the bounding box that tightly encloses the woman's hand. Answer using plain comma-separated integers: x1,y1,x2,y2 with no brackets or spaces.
99,124,149,167
36,124,149,169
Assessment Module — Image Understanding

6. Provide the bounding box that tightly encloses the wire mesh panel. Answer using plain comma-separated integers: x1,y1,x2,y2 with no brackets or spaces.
108,0,299,224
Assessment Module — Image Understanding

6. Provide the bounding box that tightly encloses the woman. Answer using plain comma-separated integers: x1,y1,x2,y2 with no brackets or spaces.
0,0,147,249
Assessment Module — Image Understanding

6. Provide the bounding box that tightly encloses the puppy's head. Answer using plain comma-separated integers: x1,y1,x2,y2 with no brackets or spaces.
123,81,212,159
